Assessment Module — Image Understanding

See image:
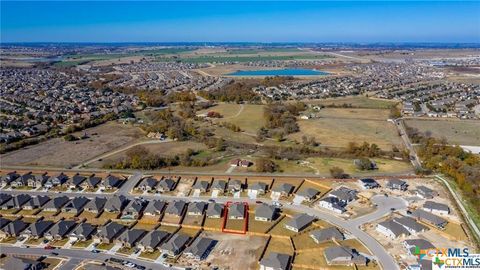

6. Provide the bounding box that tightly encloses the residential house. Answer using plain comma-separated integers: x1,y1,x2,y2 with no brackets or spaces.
271,183,294,199
404,239,435,256
116,229,146,248
228,203,245,219
100,175,122,190
358,178,380,189
43,196,69,212
68,223,96,242
206,203,224,218
192,180,209,193
0,193,12,207
138,230,170,252
1,194,31,210
187,201,207,216
165,201,187,217
184,237,216,260
27,173,49,189
104,195,128,213
386,179,408,191
410,209,448,229
21,220,54,239
95,222,126,243
285,214,315,233
295,188,319,202
4,256,46,270
310,227,345,244
228,179,243,193
1,171,20,186
143,200,166,216
0,219,28,238
67,174,86,190
84,197,107,214
23,196,50,210
0,217,11,230
376,220,410,239
157,178,176,192
423,201,450,215
259,252,291,270
324,246,367,266
80,176,102,190
247,182,268,196
255,204,277,222
136,178,158,192
10,172,34,188
416,186,439,199
44,220,76,240
211,180,227,194
49,173,69,187
63,196,90,215
160,233,190,257
121,199,146,219
318,197,346,214
393,216,428,234
328,187,358,204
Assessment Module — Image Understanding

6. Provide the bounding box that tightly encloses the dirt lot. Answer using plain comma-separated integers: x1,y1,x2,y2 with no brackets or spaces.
202,231,268,270
1,122,144,168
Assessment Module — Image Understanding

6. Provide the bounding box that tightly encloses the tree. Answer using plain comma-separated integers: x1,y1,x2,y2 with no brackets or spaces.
330,166,349,179
256,158,277,173
389,107,402,119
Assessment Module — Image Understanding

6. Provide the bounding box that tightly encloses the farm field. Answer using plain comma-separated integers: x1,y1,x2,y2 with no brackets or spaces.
0,122,144,168
405,118,480,146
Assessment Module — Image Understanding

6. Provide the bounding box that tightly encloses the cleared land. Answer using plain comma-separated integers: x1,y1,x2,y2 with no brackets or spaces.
198,103,266,133
302,96,398,109
1,122,144,168
405,118,480,146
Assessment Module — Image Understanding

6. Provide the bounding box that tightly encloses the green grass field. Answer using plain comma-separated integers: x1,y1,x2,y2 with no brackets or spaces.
405,119,480,146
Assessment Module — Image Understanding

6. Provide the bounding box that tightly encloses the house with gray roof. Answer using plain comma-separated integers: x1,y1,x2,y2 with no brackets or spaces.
376,219,410,239
144,200,166,216
247,182,268,195
310,227,344,244
184,237,216,260
0,217,10,230
192,180,209,193
43,196,69,212
1,171,20,186
410,209,448,229
104,195,128,213
160,233,190,257
63,196,90,214
295,188,320,202
28,173,49,188
328,187,358,204
165,201,187,217
211,180,227,193
138,230,170,252
1,194,31,210
187,201,207,216
206,203,224,218
285,214,315,232
49,173,69,187
0,219,28,238
10,172,34,188
84,197,107,214
228,203,245,219
121,199,146,219
358,178,380,189
259,252,291,270
21,220,54,239
157,178,176,192
0,193,12,206
423,201,450,215
68,222,96,242
68,174,86,189
4,256,45,270
45,220,76,240
255,204,277,222
416,186,438,199
324,246,367,266
100,175,122,190
393,216,428,234
386,179,408,191
272,183,294,198
228,179,243,193
116,228,146,248
95,222,126,243
23,195,50,210
136,178,158,192
318,197,346,214
80,176,102,190
404,239,435,256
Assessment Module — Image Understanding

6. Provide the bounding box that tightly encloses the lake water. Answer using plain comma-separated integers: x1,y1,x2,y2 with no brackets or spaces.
228,68,328,76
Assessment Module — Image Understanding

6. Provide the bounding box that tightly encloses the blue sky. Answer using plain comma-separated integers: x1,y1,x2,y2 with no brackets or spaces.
1,1,479,43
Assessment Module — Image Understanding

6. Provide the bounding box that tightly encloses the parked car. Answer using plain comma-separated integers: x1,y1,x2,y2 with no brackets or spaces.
44,245,54,250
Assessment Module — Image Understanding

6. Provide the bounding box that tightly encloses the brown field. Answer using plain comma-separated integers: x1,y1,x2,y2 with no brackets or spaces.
161,214,182,225
198,103,266,134
1,122,144,168
301,96,398,109
265,237,295,255
182,214,204,226
405,118,480,146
